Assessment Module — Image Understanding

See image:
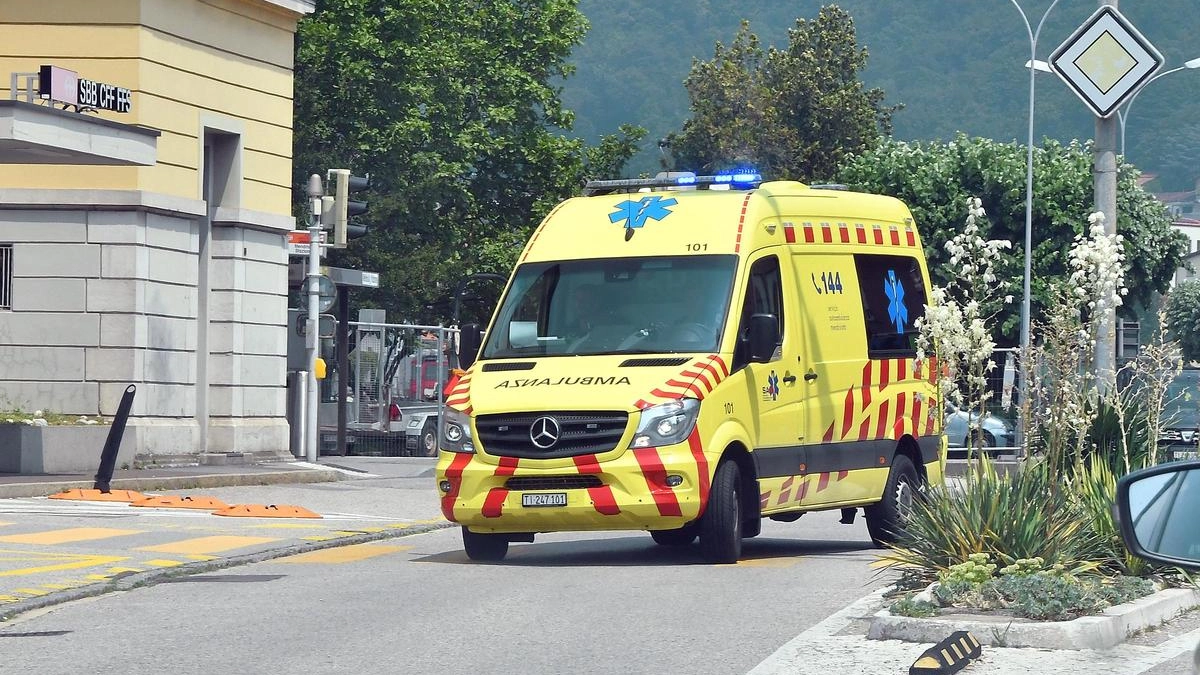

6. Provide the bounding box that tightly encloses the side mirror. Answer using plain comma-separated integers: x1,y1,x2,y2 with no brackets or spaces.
1116,459,1200,570
747,313,779,362
458,323,483,370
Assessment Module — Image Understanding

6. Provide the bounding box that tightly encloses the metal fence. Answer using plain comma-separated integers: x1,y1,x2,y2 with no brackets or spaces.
319,322,459,457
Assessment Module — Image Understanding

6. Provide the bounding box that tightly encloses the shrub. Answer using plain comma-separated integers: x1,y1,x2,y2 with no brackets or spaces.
890,595,940,618
879,457,1102,586
992,573,1105,621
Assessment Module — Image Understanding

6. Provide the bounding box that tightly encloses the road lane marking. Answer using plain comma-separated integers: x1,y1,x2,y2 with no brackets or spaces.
0,551,127,577
275,544,412,565
0,527,144,545
144,559,184,568
136,535,279,555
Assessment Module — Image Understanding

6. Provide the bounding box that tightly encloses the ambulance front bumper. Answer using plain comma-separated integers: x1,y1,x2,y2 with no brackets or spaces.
435,443,709,533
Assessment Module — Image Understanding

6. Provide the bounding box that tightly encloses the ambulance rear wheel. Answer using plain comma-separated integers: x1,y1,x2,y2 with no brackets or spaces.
650,525,697,546
462,528,508,561
864,454,920,548
699,461,742,563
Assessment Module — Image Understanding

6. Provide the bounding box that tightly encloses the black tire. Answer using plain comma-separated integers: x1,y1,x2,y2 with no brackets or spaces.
742,515,762,539
421,419,438,457
462,528,508,561
864,454,921,548
699,461,742,563
650,525,697,546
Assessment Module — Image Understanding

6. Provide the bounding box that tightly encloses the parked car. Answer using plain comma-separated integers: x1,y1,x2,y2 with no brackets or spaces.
1159,368,1200,462
943,400,1015,450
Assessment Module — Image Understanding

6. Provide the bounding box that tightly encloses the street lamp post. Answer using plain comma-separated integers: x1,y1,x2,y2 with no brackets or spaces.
1011,0,1061,451
1117,57,1200,156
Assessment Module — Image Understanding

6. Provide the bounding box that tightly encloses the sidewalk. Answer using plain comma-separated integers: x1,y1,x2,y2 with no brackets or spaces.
0,456,450,620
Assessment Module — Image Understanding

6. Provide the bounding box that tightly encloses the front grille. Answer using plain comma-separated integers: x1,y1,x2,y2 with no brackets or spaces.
505,475,603,490
475,411,629,459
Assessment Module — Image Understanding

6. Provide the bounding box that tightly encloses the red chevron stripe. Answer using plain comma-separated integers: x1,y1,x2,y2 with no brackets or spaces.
760,491,771,509
633,447,682,517
482,487,508,518
494,456,519,476
650,388,684,400
783,222,797,243
875,400,891,440
823,422,835,443
797,478,810,502
859,418,872,442
666,378,706,399
681,369,714,392
817,472,830,492
688,429,710,510
874,227,884,245
894,393,907,438
803,224,815,243
841,387,855,439
839,223,851,243
880,359,891,389
588,486,620,515
912,398,924,438
439,452,473,522
906,229,916,247
890,228,901,246
708,355,730,377
635,399,654,409
777,476,795,505
821,223,833,243
837,470,849,481
573,454,602,474
898,358,908,381
857,225,868,244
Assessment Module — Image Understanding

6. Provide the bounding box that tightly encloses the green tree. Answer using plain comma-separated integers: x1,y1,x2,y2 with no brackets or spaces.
666,6,897,181
1164,280,1200,362
835,135,1188,344
293,0,644,322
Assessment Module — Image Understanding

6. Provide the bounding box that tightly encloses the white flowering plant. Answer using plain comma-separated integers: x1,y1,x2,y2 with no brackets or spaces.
915,197,1013,456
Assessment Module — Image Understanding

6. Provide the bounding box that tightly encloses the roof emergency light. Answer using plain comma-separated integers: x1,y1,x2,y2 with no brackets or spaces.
584,170,763,196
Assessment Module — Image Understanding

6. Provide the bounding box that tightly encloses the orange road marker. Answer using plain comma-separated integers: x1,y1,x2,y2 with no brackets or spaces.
48,489,147,503
132,495,229,510
213,504,322,519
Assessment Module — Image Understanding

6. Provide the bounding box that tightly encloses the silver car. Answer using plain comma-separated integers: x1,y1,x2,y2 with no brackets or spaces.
944,400,1015,449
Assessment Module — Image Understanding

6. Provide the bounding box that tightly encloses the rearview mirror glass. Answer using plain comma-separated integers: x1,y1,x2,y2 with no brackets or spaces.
1117,460,1200,568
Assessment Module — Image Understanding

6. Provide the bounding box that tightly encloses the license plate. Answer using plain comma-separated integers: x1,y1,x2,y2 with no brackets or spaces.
521,493,567,507
1173,449,1199,461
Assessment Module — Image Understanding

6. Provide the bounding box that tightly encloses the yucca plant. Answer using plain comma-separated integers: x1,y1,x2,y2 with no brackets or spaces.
1069,456,1149,577
879,457,1102,586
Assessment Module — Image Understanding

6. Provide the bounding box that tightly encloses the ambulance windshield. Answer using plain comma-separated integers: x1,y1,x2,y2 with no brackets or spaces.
482,255,737,358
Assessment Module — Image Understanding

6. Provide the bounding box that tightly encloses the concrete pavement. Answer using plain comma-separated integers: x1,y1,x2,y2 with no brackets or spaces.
0,457,451,619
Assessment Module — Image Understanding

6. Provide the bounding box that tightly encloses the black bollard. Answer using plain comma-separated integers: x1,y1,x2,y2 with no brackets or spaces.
94,384,136,494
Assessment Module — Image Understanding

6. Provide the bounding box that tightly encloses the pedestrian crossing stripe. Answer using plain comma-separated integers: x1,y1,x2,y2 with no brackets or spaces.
276,544,411,565
0,527,145,545
144,559,184,568
0,551,127,577
136,535,280,555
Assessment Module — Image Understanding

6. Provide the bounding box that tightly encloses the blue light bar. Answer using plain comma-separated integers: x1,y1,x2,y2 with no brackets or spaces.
731,172,761,183
675,175,697,185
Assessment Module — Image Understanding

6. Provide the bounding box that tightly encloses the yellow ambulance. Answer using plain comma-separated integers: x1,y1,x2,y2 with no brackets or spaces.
437,172,944,562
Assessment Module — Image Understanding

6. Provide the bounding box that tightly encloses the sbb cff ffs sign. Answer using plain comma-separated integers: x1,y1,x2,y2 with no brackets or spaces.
38,65,132,113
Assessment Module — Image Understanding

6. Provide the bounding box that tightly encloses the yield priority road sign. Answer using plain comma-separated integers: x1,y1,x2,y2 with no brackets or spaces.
1048,5,1163,118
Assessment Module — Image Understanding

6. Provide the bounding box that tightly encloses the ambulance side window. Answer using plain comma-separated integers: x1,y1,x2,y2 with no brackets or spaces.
733,255,783,370
854,254,927,358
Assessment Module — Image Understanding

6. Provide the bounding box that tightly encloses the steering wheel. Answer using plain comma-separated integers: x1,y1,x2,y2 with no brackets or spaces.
670,322,713,342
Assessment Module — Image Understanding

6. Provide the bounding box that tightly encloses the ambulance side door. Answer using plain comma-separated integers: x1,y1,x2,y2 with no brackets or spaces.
731,253,804,469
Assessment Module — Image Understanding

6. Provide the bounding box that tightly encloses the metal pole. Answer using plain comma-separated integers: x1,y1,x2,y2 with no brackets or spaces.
336,286,350,456
305,173,323,463
1093,0,1119,392
1011,0,1060,449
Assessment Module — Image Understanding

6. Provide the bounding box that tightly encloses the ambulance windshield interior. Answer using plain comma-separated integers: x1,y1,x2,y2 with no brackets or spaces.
483,255,737,358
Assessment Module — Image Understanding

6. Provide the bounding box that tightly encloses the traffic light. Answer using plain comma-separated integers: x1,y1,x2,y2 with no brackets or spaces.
327,168,370,247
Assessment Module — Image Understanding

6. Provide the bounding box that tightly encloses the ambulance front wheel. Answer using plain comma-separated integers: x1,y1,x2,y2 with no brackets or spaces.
864,454,920,548
462,527,508,561
699,461,742,563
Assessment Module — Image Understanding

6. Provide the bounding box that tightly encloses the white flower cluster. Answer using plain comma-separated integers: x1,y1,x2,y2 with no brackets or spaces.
1068,212,1127,320
916,198,1013,422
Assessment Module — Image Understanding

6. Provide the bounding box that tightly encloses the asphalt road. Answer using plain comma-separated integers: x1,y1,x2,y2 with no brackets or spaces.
0,511,886,675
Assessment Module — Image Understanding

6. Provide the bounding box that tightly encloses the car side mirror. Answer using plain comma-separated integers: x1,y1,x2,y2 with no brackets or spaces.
747,313,779,363
1115,460,1200,570
458,323,483,370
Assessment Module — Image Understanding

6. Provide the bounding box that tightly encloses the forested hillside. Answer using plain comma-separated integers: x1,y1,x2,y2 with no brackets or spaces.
562,1,1200,189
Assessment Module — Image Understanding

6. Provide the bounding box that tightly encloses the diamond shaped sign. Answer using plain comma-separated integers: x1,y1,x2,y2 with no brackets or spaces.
1048,5,1163,118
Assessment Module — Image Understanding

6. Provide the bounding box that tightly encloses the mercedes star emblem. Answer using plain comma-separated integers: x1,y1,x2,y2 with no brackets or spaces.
529,416,561,449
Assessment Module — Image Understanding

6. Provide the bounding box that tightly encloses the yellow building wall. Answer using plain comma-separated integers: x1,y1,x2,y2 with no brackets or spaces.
0,0,301,216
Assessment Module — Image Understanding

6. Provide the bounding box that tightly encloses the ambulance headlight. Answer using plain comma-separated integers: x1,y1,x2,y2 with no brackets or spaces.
443,407,475,454
630,398,701,448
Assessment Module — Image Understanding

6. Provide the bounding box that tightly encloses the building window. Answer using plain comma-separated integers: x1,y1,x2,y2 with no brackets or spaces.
0,244,11,310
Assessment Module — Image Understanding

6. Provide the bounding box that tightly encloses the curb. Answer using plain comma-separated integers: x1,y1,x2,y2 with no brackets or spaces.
0,467,342,499
867,587,1200,650
0,519,457,622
